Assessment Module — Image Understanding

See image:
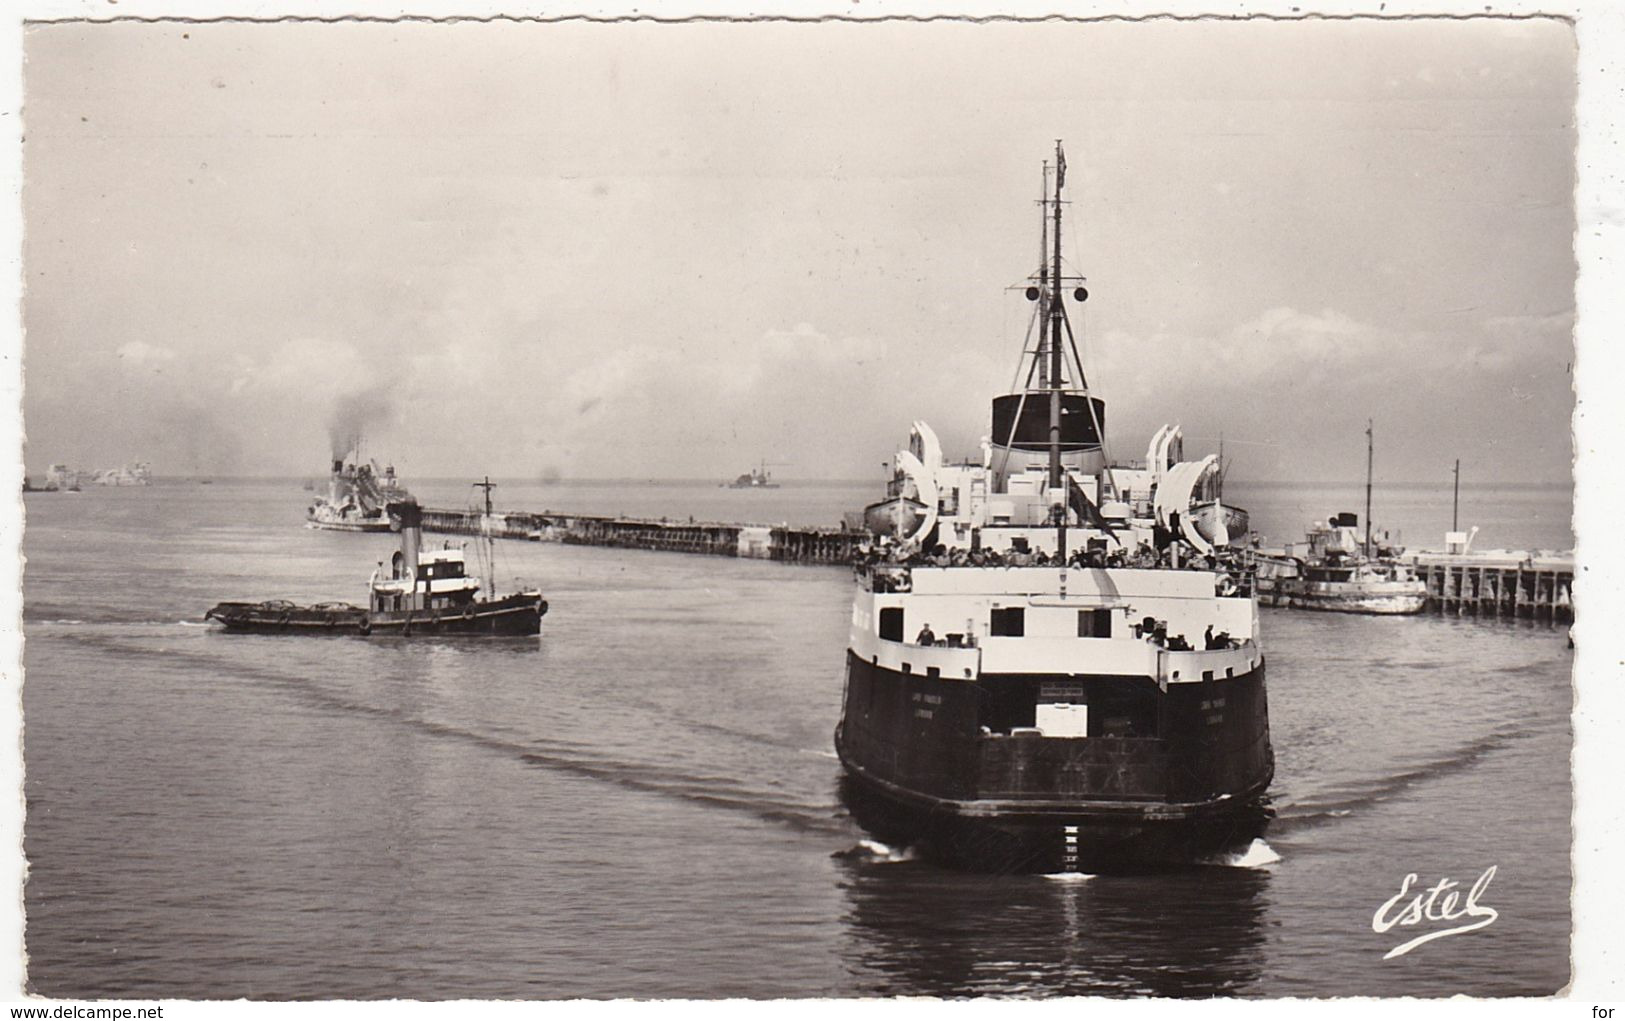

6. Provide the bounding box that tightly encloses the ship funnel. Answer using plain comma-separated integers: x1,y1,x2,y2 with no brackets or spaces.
988,391,1108,486
388,501,423,609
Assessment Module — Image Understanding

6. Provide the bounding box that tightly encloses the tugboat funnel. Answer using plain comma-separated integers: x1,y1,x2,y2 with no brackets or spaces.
389,501,423,609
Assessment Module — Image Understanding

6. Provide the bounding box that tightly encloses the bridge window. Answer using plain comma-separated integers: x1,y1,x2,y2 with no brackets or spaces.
990,607,1025,637
1077,609,1112,637
878,607,904,642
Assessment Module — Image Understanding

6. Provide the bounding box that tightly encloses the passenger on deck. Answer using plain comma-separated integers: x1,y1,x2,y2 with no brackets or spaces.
1204,625,1217,650
916,623,936,646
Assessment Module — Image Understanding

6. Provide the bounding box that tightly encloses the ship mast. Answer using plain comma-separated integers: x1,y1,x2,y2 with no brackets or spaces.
1048,140,1067,557
997,141,1109,552
1452,458,1460,532
1364,420,1374,559
1038,160,1050,390
475,475,497,590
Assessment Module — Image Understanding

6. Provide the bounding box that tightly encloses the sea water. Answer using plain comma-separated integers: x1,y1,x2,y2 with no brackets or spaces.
19,478,1573,997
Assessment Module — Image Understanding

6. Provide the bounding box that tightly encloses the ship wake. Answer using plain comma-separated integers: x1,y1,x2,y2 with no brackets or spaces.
1273,723,1531,834
57,633,852,840
1201,838,1281,869
835,839,920,864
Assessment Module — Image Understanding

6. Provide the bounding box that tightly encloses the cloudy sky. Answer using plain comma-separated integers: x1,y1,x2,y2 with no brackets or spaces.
19,16,1576,484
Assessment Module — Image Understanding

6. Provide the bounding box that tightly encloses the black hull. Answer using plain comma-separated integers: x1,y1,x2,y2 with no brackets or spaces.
204,594,546,637
837,750,1270,874
835,652,1273,873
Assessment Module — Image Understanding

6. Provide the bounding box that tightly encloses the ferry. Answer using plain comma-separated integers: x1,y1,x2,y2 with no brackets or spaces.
834,142,1272,873
208,483,546,637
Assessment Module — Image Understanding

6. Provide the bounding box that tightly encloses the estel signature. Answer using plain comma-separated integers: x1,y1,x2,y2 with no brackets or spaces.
1371,866,1498,959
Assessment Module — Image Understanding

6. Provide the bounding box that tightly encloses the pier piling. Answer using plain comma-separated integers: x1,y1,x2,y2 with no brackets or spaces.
1408,551,1573,623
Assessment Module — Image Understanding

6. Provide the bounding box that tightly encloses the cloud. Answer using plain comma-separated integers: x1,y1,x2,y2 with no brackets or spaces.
115,340,176,365
1082,305,1572,482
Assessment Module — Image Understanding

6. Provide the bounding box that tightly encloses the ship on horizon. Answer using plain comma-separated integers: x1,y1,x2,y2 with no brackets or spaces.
834,142,1272,873
723,461,782,489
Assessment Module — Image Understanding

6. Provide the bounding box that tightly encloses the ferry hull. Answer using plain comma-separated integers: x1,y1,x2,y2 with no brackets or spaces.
837,763,1271,873
835,651,1273,872
304,518,392,533
205,594,546,637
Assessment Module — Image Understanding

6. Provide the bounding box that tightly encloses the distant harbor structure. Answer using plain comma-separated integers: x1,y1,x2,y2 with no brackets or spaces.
89,462,152,486
45,464,80,492
1405,544,1573,623
26,462,150,491
416,504,864,564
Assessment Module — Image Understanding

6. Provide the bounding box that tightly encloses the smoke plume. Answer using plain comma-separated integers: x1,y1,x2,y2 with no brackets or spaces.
328,384,398,459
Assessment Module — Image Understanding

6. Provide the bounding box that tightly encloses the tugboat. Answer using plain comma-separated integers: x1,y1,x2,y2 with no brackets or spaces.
834,142,1271,873
207,488,546,636
306,445,411,532
1254,423,1427,614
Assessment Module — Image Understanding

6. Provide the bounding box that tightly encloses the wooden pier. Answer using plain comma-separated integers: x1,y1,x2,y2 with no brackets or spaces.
416,506,865,566
1405,550,1574,622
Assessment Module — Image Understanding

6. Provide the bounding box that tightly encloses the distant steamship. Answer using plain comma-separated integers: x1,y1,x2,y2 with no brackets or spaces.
307,441,410,532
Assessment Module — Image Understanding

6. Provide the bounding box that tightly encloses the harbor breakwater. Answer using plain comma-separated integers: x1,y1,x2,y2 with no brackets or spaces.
417,506,865,565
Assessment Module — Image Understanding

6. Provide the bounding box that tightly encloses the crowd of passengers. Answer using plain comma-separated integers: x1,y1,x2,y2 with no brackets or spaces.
909,618,1237,651
857,538,1249,573
1135,619,1238,651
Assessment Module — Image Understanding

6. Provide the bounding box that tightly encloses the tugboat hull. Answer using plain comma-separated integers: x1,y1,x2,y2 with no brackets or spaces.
205,594,547,637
